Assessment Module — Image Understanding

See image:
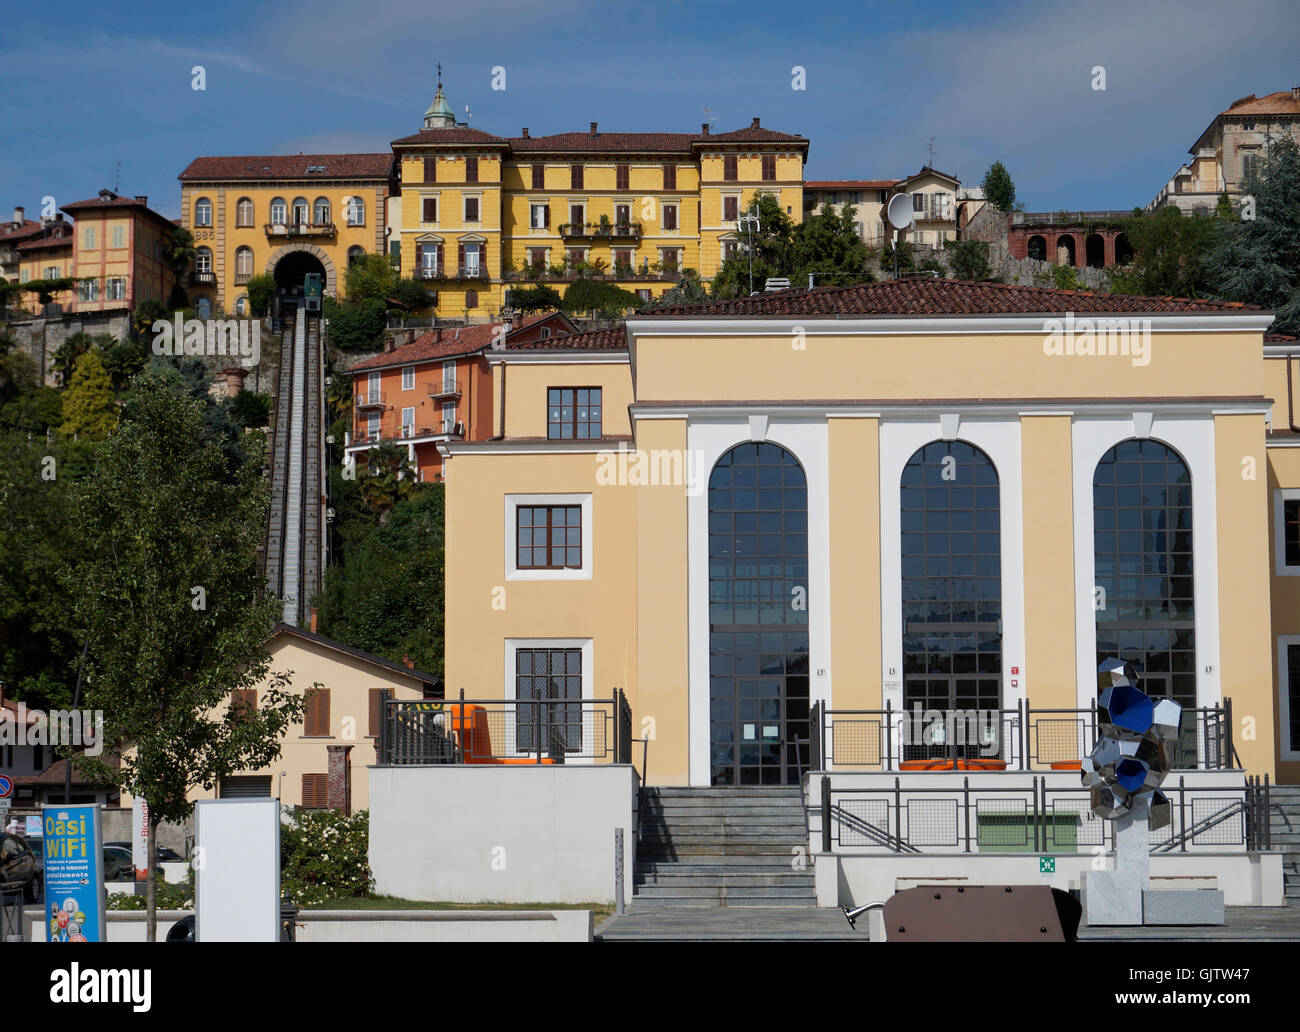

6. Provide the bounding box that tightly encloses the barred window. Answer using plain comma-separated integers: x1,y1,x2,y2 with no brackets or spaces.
516,505,582,569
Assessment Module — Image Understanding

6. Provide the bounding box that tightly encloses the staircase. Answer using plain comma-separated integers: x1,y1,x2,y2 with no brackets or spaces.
633,786,816,907
1269,785,1300,907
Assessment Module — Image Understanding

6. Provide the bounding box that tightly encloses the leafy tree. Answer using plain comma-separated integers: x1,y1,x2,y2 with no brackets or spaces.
1205,134,1300,334
356,441,421,520
323,296,388,351
230,389,272,429
67,370,305,940
1050,264,1085,291
1109,206,1223,299
711,194,797,298
509,284,563,311
316,486,445,676
98,335,149,391
165,227,196,309
132,299,170,341
60,350,118,441
640,271,710,309
792,204,874,287
244,274,276,317
946,239,992,281
561,277,641,317
52,332,93,385
389,277,433,310
879,240,915,277
344,253,401,304
982,161,1017,213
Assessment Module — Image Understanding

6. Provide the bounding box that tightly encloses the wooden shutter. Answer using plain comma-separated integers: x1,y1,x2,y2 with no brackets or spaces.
368,689,383,737
480,240,488,276
543,204,550,228
436,243,444,272
424,157,436,183
532,163,544,189
415,242,424,270
457,242,465,276
230,689,256,722
423,197,437,222
571,164,582,189
663,164,675,189
616,164,629,190
466,155,478,183
301,774,328,809
305,687,330,736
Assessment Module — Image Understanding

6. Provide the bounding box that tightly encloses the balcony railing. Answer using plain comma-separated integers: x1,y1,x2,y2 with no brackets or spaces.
265,222,336,238
352,418,464,445
428,379,461,398
557,222,644,240
354,391,387,410
190,270,216,286
377,690,634,767
234,272,252,285
503,267,678,283
416,267,488,282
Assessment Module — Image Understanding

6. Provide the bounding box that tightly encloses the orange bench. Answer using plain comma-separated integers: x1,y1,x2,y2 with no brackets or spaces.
899,758,1008,771
448,704,559,765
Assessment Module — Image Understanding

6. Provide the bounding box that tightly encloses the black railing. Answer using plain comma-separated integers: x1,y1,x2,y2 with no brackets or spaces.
814,772,1270,855
811,698,1239,773
378,689,633,767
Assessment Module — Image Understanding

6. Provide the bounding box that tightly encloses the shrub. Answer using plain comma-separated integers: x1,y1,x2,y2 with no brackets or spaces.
280,808,373,906
107,871,194,911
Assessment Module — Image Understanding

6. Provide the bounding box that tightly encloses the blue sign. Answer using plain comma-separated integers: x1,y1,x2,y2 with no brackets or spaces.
0,774,13,797
42,804,105,943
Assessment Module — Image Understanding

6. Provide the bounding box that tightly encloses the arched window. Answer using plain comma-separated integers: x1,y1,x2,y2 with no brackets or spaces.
346,196,365,226
465,289,479,309
235,295,247,315
196,296,211,319
1114,233,1134,265
291,197,309,226
235,197,254,228
1027,235,1047,261
1085,233,1105,269
235,246,253,276
901,441,1001,760
194,247,213,273
194,197,212,227
313,197,331,226
347,245,365,267
1056,234,1076,266
1093,440,1195,718
708,442,809,785
269,197,287,225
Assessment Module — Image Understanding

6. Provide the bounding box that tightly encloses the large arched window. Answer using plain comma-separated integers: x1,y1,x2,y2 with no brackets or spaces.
235,246,253,277
346,196,365,226
901,441,1001,760
194,197,212,227
269,197,287,225
235,197,254,227
1093,440,1195,712
313,197,331,225
194,247,213,273
708,442,809,785
291,197,309,226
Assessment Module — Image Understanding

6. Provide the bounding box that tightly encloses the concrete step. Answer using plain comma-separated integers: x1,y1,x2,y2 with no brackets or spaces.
629,894,818,908
634,874,814,890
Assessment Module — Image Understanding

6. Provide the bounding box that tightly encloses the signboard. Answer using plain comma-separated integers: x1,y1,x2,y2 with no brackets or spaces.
41,804,106,943
0,774,11,812
132,798,149,881
195,798,280,942
1040,856,1056,874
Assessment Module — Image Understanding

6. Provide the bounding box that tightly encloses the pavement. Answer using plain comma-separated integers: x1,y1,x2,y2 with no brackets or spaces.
596,904,1300,942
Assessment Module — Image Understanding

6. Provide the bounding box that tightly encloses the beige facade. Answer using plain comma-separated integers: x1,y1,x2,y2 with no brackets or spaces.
441,281,1289,786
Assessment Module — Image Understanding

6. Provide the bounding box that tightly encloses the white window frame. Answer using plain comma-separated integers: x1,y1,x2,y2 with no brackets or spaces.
1277,635,1300,761
401,366,415,391
195,198,212,227
442,359,456,391
502,638,595,763
505,493,593,581
661,202,679,233
346,196,365,226
1274,489,1300,575
463,194,482,224
441,400,457,433
530,202,548,231
366,371,381,404
107,276,126,300
366,412,380,440
401,406,415,438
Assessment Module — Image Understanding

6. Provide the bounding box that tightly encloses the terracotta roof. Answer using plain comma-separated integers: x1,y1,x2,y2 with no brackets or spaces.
349,312,573,371
507,326,628,351
59,194,175,226
0,219,53,244
1266,333,1298,342
899,166,960,185
15,233,72,252
806,180,900,191
693,125,809,147
1224,90,1300,117
15,756,119,788
508,131,695,153
390,128,509,148
178,154,393,181
634,278,1268,319
0,698,42,726
272,624,441,686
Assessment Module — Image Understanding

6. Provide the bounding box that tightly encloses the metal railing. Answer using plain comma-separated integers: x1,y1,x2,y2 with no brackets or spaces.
811,698,1239,773
378,689,634,767
814,772,1271,856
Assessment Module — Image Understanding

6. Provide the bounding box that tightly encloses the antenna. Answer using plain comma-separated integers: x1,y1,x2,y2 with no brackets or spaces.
704,107,712,127
114,161,120,193
927,137,937,169
464,105,472,124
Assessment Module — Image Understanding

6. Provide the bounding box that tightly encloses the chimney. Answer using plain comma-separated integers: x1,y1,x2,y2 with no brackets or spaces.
134,195,148,206
383,336,395,352
751,117,760,129
701,122,710,136
589,121,598,136
1293,85,1300,101
309,607,318,633
223,367,247,394
402,654,414,669
13,205,23,226
521,127,529,138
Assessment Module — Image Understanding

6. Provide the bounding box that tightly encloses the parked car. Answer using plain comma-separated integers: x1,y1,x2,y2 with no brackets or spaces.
104,841,183,862
0,833,41,902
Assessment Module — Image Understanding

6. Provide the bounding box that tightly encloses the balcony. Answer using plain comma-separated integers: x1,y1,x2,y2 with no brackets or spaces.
355,391,387,411
190,270,216,286
234,272,252,285
503,266,679,283
352,418,464,446
557,221,643,240
428,379,461,399
265,221,336,239
415,267,488,282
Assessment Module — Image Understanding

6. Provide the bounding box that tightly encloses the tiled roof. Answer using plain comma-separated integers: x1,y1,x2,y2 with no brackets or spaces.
15,233,72,251
1266,333,1298,342
272,624,441,686
348,312,571,371
806,180,900,190
508,326,628,351
1224,90,1300,116
635,278,1267,319
15,755,119,788
178,154,393,180
0,219,52,244
696,125,808,146
60,194,176,225
390,128,509,147
508,131,696,153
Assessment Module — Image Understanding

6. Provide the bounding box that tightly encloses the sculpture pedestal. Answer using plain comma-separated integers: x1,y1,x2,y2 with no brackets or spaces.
1081,809,1147,926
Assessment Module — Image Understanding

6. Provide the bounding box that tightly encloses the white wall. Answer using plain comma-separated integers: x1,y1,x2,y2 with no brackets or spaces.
369,765,637,904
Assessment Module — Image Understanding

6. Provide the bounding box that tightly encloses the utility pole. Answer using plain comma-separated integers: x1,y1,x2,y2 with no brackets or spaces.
738,209,761,295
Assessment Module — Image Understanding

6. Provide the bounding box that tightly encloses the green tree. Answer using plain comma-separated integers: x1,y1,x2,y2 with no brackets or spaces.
165,227,196,309
509,284,563,311
97,335,149,391
561,277,641,317
244,274,276,317
67,370,305,940
323,296,388,351
946,239,992,281
1109,205,1222,298
60,350,118,441
356,441,421,520
132,299,170,341
230,389,272,429
344,253,401,304
711,193,797,298
316,486,445,676
52,332,93,385
1205,134,1300,334
982,161,1017,213
792,204,874,287
879,240,915,277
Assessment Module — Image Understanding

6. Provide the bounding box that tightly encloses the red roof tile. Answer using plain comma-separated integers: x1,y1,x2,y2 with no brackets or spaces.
806,180,900,190
508,131,696,153
348,311,574,371
1224,90,1300,117
390,128,509,148
15,233,72,252
179,154,393,181
0,219,54,244
508,326,628,351
635,278,1267,319
694,125,809,147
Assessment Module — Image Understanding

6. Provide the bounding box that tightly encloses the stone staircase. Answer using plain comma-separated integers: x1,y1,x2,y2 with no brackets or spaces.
633,786,816,907
1269,785,1300,907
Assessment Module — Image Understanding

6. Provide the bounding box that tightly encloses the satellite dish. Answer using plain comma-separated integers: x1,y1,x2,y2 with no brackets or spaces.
886,193,913,231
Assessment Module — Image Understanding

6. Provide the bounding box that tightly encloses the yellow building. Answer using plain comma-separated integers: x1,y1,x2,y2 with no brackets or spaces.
390,78,807,319
437,279,1296,790
14,222,74,312
61,190,177,314
177,155,392,316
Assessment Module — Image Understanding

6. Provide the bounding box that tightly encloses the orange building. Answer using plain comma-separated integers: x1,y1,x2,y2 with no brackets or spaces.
345,310,577,482
60,190,177,314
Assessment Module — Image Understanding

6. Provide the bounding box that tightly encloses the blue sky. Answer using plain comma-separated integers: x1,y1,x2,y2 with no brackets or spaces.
1,0,1296,220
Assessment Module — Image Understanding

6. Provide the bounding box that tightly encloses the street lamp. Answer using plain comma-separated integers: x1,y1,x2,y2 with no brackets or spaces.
737,210,762,295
